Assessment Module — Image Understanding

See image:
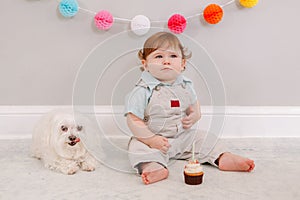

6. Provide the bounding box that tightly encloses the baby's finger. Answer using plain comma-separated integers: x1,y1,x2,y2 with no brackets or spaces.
165,142,171,148
160,146,168,154
182,116,192,123
182,120,190,125
183,122,192,129
182,120,192,127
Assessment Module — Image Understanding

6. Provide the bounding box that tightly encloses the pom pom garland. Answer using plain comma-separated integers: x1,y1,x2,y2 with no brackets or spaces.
58,0,79,18
203,4,223,24
130,15,151,36
94,10,114,30
168,14,187,34
54,0,257,33
239,0,259,8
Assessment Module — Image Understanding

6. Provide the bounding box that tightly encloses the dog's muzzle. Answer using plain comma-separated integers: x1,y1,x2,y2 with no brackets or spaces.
68,135,80,146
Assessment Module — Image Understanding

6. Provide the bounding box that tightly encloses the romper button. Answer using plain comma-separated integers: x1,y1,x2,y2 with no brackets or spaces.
181,83,186,89
154,85,161,91
143,116,149,122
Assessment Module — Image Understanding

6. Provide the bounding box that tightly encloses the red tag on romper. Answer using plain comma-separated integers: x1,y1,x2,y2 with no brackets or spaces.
170,100,180,107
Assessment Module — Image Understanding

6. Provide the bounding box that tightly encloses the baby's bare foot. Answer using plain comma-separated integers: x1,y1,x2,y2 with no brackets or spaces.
218,152,255,172
141,162,169,185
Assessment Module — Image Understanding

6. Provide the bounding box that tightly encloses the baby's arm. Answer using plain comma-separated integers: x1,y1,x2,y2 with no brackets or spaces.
127,113,170,154
182,100,201,129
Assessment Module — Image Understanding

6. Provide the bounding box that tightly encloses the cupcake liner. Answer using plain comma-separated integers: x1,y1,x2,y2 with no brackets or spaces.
184,172,204,185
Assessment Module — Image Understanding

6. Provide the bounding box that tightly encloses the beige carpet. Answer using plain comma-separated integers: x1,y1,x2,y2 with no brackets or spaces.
0,138,299,200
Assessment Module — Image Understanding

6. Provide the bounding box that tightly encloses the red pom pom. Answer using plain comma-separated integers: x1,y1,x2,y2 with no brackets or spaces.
203,4,223,24
94,10,114,30
168,14,186,34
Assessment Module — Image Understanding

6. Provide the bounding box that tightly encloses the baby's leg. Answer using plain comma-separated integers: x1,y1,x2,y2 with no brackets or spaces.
128,138,169,184
217,152,255,172
139,162,169,185
180,130,255,172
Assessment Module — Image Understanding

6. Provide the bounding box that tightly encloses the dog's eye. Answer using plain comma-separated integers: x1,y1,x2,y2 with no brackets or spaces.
61,125,68,132
77,126,83,131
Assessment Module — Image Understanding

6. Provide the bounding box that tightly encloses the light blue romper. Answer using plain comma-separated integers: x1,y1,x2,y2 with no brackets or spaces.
125,71,225,172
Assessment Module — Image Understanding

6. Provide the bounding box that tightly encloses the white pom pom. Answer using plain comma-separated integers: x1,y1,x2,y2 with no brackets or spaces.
130,15,151,36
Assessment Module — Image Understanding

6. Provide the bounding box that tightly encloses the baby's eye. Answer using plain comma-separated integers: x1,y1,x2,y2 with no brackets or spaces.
170,54,178,58
155,55,163,59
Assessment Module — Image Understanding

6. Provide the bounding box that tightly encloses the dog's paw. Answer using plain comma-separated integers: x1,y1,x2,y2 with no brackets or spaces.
66,168,79,175
63,166,80,175
81,162,96,172
60,163,80,175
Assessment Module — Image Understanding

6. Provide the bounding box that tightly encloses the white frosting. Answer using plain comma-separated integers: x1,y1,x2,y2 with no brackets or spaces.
184,162,203,174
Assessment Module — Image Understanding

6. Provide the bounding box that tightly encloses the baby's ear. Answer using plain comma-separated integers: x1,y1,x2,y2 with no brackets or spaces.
141,60,147,70
181,59,186,70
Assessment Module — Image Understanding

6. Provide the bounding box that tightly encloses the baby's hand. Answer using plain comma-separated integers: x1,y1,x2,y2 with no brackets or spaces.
182,105,201,129
147,135,171,154
182,114,196,129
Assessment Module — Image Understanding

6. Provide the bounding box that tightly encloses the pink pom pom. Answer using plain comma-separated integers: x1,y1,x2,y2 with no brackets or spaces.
168,14,186,34
94,10,114,30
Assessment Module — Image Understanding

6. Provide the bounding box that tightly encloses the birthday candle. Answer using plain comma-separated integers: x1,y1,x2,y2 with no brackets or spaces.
192,141,195,161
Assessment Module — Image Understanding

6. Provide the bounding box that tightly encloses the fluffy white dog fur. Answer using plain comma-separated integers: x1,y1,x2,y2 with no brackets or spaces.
31,109,98,175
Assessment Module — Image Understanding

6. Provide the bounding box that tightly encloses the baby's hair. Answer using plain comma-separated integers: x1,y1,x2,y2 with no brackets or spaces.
138,32,192,71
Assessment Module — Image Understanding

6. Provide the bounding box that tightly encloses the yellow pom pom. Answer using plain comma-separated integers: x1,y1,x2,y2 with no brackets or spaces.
239,0,259,8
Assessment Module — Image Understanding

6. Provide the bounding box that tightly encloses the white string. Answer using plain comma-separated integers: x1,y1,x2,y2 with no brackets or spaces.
186,13,203,20
222,0,236,8
57,0,236,23
113,17,132,23
78,7,96,15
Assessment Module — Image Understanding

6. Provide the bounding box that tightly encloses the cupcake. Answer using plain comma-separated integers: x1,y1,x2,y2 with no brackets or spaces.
183,160,204,185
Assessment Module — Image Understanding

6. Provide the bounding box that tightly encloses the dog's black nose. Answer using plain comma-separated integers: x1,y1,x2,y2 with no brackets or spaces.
68,135,77,141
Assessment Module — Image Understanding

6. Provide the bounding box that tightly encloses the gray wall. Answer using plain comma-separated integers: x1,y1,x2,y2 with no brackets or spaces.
1,0,299,106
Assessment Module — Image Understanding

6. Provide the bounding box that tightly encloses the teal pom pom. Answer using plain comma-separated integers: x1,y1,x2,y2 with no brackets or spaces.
59,0,79,18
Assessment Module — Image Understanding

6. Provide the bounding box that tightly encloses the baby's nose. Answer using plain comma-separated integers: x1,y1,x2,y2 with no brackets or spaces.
163,58,170,65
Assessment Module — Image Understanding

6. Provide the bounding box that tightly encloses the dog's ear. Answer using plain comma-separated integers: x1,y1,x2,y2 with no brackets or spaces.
46,111,64,145
31,109,60,156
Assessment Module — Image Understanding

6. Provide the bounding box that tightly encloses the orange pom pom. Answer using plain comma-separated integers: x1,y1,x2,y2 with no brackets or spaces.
203,4,223,24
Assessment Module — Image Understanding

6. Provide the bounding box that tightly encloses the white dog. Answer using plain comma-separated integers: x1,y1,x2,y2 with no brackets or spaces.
31,109,98,175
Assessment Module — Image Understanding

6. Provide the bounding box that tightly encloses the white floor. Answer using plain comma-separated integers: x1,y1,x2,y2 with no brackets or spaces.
0,138,299,200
